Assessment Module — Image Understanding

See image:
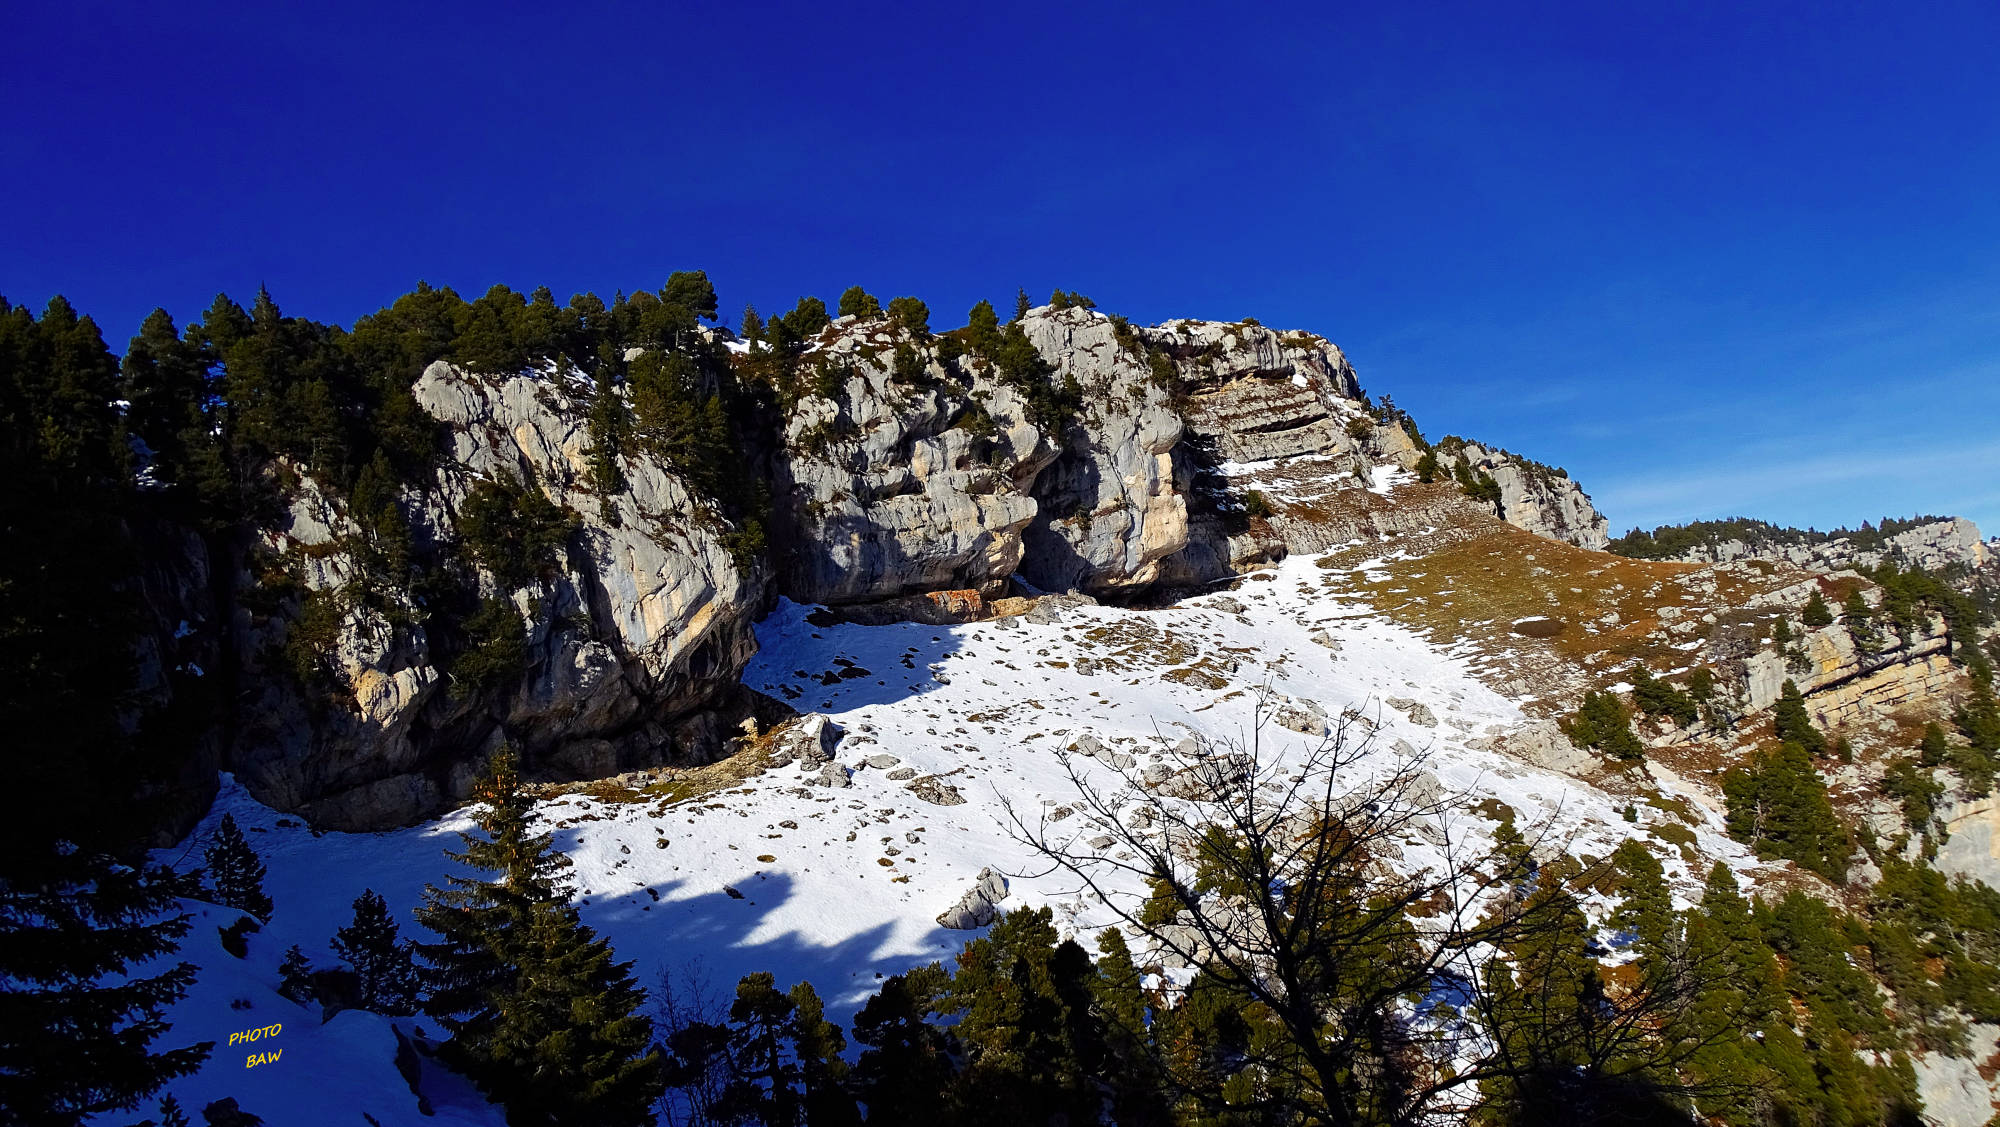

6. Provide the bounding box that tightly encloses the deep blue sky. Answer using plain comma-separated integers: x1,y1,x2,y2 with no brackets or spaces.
8,2,1998,536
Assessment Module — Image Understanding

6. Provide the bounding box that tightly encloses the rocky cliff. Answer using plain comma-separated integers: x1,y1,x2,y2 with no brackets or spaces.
219,362,765,829
1659,516,1988,573
144,305,1631,829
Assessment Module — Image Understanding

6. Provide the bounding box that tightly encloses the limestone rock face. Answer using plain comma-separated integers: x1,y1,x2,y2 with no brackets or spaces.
1162,318,1365,463
1736,617,1954,722
1448,441,1611,551
227,361,764,829
1015,308,1189,594
773,322,1050,604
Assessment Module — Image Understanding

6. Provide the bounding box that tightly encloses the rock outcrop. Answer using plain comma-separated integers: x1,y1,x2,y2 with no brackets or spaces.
1439,440,1610,550
1015,309,1190,594
1647,517,1988,574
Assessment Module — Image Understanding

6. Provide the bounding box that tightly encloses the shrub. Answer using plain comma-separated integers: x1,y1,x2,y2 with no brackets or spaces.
1242,490,1273,519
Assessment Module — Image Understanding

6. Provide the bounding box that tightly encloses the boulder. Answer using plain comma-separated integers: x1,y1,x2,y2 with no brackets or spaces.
936,866,1011,929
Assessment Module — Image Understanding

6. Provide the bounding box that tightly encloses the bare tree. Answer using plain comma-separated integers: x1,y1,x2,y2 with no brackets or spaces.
1007,689,1736,1126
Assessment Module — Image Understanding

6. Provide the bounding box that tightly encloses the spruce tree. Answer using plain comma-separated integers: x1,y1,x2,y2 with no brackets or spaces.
204,814,272,919
332,889,418,1015
740,303,763,348
414,748,661,1125
0,847,212,1123
1802,587,1834,628
156,1094,191,1127
1014,288,1032,322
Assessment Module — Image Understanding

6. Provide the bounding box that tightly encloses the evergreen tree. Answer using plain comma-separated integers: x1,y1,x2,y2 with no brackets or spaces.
332,889,418,1015
740,303,763,348
204,814,272,920
1630,664,1698,728
966,300,1002,358
1013,288,1032,322
585,360,629,518
662,270,719,322
1920,720,1951,767
1771,679,1827,756
156,1094,191,1127
836,286,882,320
414,748,661,1125
1609,841,1676,960
1802,587,1834,628
713,972,802,1126
886,295,930,336
1566,690,1645,760
277,945,315,1005
1094,927,1172,1127
1844,587,1876,652
1723,742,1848,881
790,980,861,1127
0,846,212,1124
1414,449,1440,482
851,966,954,1127
784,295,830,338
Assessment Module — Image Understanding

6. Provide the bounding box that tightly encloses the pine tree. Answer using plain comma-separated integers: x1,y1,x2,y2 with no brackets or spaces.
332,889,418,1014
1771,679,1827,756
277,945,315,1005
1920,720,1951,767
837,286,882,320
204,814,272,920
886,296,930,336
663,270,719,322
851,966,954,1127
713,972,801,1126
1014,288,1032,322
789,980,861,1127
1566,690,1645,760
414,748,661,1125
966,300,1002,358
1844,588,1876,652
1479,885,1629,1122
740,303,763,348
585,360,629,517
1609,841,1675,960
0,846,212,1123
1802,587,1834,628
1723,741,1848,881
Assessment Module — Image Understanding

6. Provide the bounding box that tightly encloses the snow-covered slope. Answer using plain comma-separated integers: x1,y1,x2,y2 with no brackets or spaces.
129,538,1798,1121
